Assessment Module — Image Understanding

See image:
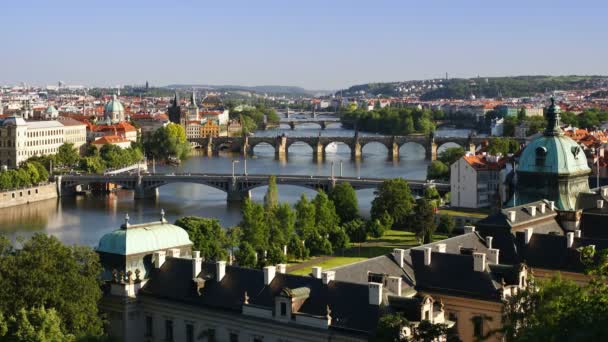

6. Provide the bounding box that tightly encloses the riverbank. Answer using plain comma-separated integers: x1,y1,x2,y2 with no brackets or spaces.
0,183,57,209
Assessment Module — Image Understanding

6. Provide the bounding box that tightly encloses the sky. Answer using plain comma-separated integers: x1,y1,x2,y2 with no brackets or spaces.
1,0,607,90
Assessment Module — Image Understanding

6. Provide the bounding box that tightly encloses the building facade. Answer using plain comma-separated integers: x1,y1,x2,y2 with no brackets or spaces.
451,154,505,208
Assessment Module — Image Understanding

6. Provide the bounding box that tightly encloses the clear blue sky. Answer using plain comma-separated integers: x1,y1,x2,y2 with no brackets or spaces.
1,0,606,89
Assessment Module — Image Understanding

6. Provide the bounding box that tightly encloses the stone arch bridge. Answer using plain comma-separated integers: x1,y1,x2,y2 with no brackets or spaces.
57,173,449,202
262,118,342,130
190,134,518,161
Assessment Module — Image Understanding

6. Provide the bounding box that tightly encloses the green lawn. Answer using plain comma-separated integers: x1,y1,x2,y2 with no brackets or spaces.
289,256,367,276
438,208,489,219
288,230,449,275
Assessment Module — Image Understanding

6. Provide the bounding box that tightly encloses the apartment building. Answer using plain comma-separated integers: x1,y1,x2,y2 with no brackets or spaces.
450,153,506,208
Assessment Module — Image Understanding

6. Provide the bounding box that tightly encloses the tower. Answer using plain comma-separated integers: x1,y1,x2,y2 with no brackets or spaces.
168,92,182,124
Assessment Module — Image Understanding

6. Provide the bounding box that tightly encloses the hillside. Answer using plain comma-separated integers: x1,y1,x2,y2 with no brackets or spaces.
339,75,608,99
164,84,326,96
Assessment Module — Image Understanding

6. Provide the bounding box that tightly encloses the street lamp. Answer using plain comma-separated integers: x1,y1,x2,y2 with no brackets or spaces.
340,161,343,177
232,160,240,179
244,158,248,176
331,161,335,179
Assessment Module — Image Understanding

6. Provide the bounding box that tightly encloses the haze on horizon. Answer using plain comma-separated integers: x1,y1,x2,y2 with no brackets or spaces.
1,0,606,90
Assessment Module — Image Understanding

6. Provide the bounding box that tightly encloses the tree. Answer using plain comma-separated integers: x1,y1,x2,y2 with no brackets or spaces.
437,215,455,235
240,199,268,252
371,179,415,229
372,312,409,342
55,143,80,168
424,187,442,208
268,203,295,248
438,147,465,167
344,219,368,244
0,234,104,338
235,241,257,268
329,182,359,223
78,156,106,174
263,176,279,209
174,217,228,261
487,137,520,155
498,247,608,342
145,123,190,161
427,161,449,181
4,306,75,342
410,198,437,244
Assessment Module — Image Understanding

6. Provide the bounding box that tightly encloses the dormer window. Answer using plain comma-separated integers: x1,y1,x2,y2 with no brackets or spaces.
280,302,287,316
535,146,547,166
571,146,581,159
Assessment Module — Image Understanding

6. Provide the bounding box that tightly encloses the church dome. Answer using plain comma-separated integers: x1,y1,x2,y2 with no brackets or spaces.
517,99,590,176
44,105,59,118
104,94,125,123
97,216,193,255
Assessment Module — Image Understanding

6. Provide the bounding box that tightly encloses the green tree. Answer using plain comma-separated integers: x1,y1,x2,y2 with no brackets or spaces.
263,176,279,209
55,143,80,168
4,306,75,342
78,156,106,174
410,198,437,244
372,312,409,342
438,147,465,166
145,122,190,161
344,219,368,244
235,241,257,268
427,161,449,181
0,234,104,338
174,217,228,261
371,179,415,229
329,182,359,223
437,215,455,235
487,137,520,155
240,199,268,252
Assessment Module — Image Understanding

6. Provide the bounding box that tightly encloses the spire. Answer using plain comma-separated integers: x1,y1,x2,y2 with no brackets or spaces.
191,91,196,106
173,91,180,107
544,97,563,136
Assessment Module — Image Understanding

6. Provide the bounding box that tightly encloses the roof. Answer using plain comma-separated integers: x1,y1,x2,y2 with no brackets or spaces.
463,154,506,171
97,221,192,255
26,120,65,129
139,258,382,335
518,135,590,175
92,135,130,145
104,95,125,116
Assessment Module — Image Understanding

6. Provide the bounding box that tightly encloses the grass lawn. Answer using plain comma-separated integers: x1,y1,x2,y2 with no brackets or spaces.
289,256,368,275
438,208,489,219
288,230,450,275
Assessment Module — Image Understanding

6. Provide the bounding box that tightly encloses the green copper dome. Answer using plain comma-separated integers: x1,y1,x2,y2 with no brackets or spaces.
97,219,193,255
103,94,125,123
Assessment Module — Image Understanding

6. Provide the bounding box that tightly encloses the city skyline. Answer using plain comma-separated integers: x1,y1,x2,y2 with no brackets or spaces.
1,0,607,89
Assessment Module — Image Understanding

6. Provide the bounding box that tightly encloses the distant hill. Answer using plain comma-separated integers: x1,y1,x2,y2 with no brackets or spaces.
338,75,608,99
164,84,329,96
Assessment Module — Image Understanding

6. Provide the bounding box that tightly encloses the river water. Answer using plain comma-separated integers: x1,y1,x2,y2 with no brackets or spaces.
0,124,468,247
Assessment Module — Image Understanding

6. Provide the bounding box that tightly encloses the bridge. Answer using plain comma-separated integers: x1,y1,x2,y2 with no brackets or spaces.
263,118,342,130
56,173,449,202
189,133,520,161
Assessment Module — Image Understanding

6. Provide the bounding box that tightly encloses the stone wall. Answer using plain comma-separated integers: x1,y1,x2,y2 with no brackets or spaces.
0,183,57,209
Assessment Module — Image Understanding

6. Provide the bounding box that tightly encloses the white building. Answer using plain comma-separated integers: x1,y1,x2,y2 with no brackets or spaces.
0,116,87,168
450,153,506,208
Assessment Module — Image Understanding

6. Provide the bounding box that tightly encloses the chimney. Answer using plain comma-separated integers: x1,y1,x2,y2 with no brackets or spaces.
423,247,432,266
312,266,322,279
486,236,493,249
192,251,202,278
597,200,604,209
603,188,608,197
549,201,555,211
368,282,383,306
263,266,276,285
393,248,405,268
566,232,575,248
167,248,180,258
434,243,446,253
154,251,166,268
473,252,486,272
508,211,516,222
574,230,582,238
386,276,402,296
463,225,476,233
216,261,226,282
524,227,533,244
277,264,287,274
528,206,536,217
487,248,499,264
322,271,335,285
539,202,546,214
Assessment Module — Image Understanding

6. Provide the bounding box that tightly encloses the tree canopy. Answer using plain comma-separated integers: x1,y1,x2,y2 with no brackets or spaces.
329,182,359,224
371,179,416,229
145,123,190,161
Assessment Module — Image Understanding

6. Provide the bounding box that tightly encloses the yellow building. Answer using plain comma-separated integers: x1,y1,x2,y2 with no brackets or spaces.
200,120,219,138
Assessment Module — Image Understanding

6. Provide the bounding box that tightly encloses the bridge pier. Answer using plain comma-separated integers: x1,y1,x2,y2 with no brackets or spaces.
134,186,158,199
227,180,251,202
275,136,287,160
314,142,325,162
320,121,326,130
351,142,362,160
389,142,399,161
426,142,438,161
289,121,295,130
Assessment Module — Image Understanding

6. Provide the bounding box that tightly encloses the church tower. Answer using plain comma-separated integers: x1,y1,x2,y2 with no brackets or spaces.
168,91,182,124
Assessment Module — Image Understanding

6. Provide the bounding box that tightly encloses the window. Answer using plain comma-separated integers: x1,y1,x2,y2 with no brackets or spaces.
535,146,547,167
164,320,173,341
144,316,153,337
472,316,484,338
280,302,287,316
424,310,430,321
185,324,194,342
229,333,239,342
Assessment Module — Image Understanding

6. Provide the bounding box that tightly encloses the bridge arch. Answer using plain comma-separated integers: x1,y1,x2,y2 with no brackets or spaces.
251,141,275,156
293,121,325,130
287,140,314,154
361,141,389,158
324,122,342,129
399,142,426,160
324,141,351,155
436,141,463,154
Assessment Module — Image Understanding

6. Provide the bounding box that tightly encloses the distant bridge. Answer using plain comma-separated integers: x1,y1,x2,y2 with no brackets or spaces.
57,173,449,202
263,118,342,130
189,134,521,161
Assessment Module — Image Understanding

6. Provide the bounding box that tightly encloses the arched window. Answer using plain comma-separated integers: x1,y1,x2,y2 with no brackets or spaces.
535,146,547,167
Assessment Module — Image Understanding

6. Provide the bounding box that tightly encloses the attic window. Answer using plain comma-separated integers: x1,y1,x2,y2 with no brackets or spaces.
535,146,547,166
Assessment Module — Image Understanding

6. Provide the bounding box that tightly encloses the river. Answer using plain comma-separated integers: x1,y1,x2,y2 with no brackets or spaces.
0,124,469,247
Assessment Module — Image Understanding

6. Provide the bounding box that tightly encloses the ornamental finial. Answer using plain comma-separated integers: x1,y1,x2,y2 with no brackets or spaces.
160,209,166,223
122,213,130,229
